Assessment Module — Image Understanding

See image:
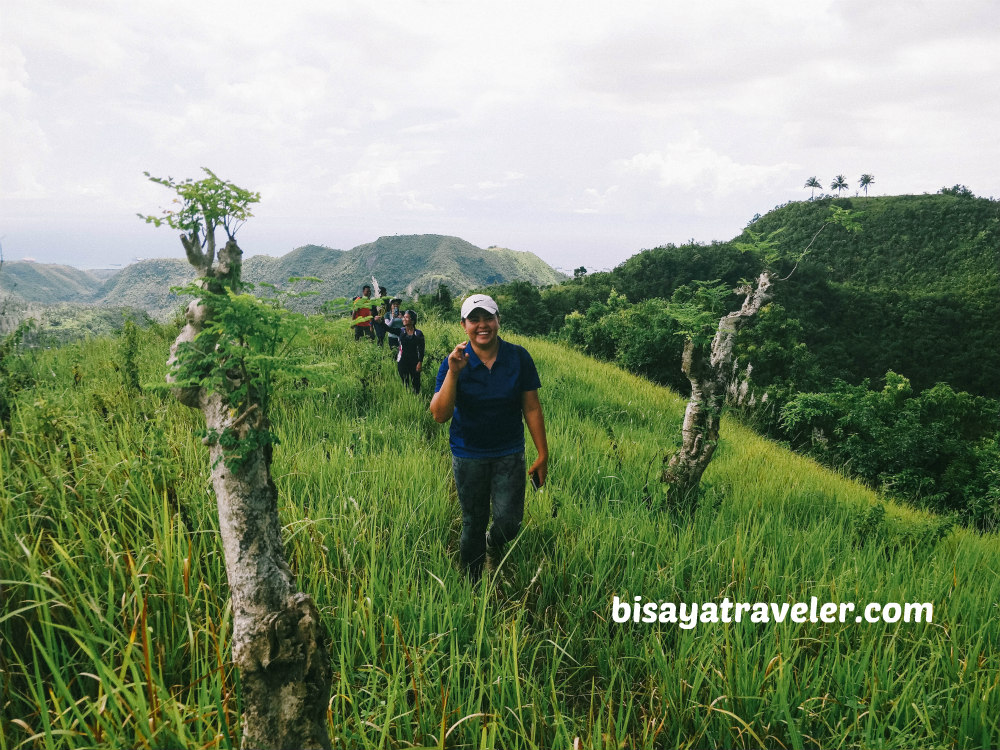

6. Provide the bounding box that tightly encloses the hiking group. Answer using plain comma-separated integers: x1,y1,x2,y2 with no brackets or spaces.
351,284,424,393
352,285,549,581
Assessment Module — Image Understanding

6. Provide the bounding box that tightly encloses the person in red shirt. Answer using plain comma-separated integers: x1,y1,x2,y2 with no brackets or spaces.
352,285,375,341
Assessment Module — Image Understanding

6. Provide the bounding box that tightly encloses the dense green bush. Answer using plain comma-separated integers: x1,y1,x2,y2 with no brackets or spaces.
0,320,35,428
781,372,1000,527
540,273,612,324
563,293,687,392
486,280,548,335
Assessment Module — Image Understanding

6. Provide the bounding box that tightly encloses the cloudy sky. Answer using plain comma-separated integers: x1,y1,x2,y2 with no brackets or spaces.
2,0,998,273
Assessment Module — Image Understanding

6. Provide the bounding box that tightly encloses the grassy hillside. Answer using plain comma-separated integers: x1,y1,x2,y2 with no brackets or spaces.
606,192,999,304
1,317,997,748
0,260,102,303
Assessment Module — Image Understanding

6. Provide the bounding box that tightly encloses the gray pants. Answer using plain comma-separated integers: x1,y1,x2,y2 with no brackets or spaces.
452,452,525,577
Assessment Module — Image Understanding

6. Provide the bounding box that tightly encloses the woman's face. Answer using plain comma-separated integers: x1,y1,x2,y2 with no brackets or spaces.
463,310,499,347
403,312,414,327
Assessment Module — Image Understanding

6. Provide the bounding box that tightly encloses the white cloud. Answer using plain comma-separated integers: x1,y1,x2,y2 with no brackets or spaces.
572,185,621,215
0,43,51,199
620,133,795,198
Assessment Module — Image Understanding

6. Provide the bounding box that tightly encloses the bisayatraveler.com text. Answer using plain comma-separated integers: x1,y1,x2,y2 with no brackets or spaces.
612,595,933,629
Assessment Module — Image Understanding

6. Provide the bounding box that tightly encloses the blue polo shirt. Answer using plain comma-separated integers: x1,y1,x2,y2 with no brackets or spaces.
434,338,541,458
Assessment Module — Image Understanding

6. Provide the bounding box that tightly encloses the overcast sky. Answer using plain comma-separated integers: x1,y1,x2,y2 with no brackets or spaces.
2,0,998,274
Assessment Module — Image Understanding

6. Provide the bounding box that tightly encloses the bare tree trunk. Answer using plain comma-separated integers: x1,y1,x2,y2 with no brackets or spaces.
661,339,721,504
170,239,332,750
662,272,774,507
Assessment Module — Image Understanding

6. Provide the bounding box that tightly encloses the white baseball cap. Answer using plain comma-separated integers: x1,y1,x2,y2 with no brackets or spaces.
460,294,499,319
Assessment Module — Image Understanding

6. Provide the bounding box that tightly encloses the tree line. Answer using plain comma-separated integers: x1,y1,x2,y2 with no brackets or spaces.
805,174,874,198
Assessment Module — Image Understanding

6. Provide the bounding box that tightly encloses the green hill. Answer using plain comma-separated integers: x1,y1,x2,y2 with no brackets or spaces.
0,260,102,303
606,192,999,302
91,258,196,320
243,235,568,309
748,193,1000,397
341,235,567,297
86,267,129,282
1,319,997,748
243,243,345,285
571,192,1000,398
749,192,1000,295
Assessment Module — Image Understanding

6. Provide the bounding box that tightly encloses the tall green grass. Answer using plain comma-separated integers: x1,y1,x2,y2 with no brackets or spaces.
1,318,998,748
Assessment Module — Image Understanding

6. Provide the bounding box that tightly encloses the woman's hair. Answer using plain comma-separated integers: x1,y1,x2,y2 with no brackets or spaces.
404,309,418,324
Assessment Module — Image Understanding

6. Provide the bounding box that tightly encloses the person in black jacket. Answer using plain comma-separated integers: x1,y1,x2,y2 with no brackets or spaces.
396,309,425,393
372,287,389,346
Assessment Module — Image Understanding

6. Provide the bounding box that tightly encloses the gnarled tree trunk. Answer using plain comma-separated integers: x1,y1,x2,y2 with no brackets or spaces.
170,237,332,750
662,271,773,506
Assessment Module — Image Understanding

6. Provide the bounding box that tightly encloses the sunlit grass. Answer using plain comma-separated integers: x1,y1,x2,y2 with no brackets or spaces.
1,318,998,748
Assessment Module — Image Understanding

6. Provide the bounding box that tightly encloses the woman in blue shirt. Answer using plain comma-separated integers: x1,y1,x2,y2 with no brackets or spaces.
430,294,549,580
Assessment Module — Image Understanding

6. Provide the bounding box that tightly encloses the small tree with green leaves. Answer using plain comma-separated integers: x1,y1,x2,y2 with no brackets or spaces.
859,173,875,196
139,169,332,750
830,174,849,196
662,208,860,510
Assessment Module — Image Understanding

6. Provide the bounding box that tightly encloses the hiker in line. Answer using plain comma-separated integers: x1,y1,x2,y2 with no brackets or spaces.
429,294,548,581
372,287,390,346
384,298,404,356
396,309,425,394
351,284,375,341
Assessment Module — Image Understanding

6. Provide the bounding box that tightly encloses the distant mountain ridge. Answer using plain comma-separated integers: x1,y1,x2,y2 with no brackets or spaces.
0,234,568,319
0,261,102,303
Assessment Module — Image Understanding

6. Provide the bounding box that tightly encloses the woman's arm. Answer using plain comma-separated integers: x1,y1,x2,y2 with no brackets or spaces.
521,390,548,487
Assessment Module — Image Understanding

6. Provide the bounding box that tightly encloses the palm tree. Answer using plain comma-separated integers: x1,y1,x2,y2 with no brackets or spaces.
859,174,874,196
804,176,822,199
831,175,848,196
